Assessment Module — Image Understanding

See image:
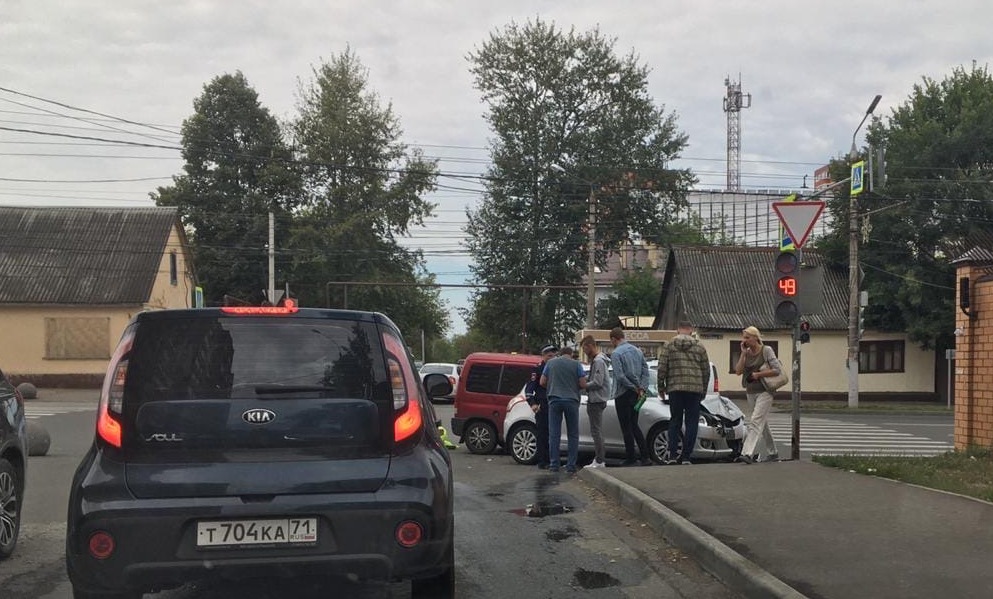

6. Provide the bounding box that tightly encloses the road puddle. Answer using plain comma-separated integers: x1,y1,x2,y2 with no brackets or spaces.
508,501,573,517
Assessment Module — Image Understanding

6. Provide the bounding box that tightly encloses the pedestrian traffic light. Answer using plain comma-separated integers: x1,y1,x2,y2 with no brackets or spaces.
799,320,811,344
774,250,800,325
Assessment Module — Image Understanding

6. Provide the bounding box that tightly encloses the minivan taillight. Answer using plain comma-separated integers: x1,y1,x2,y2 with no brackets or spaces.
98,330,133,449
382,333,423,443
713,368,720,393
221,298,299,315
389,357,422,442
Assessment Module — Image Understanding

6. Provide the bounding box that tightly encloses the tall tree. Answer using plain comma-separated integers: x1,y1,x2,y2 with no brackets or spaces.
465,19,696,350
289,49,448,337
817,64,993,351
152,72,300,305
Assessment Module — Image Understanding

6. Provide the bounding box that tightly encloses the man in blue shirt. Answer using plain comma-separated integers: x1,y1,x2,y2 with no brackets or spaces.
609,327,652,466
540,346,587,473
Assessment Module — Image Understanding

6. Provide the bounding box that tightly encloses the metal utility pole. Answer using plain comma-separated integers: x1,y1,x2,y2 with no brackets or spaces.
268,211,275,304
723,75,751,192
586,184,596,329
847,94,882,409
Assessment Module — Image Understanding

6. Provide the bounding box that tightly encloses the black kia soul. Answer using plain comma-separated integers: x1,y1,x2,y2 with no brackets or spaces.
66,301,454,599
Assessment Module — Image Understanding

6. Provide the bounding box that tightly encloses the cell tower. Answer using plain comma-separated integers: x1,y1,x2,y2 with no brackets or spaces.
723,75,751,192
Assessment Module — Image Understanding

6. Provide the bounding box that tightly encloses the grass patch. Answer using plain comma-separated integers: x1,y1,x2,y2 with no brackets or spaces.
813,448,993,503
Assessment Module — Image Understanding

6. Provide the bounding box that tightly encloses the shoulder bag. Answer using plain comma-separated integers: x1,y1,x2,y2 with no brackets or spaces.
760,345,789,392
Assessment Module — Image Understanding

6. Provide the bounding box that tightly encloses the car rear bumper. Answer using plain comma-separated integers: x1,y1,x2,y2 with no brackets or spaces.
67,451,453,594
68,496,452,593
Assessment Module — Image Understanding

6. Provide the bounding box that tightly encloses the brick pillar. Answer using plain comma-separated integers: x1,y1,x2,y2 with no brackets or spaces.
954,260,993,450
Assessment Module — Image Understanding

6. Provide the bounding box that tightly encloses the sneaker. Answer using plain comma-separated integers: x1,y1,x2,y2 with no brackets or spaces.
639,458,654,467
734,455,754,465
586,460,605,469
680,460,692,465
618,459,638,467
663,458,679,466
566,467,577,474
548,467,560,473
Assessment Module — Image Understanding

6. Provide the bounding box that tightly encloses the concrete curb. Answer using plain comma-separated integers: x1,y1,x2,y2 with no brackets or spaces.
579,469,807,599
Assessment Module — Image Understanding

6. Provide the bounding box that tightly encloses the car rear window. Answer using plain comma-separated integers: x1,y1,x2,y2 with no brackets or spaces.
420,364,453,375
121,315,391,456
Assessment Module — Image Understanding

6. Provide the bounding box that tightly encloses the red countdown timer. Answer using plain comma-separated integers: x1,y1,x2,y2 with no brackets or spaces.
777,276,798,297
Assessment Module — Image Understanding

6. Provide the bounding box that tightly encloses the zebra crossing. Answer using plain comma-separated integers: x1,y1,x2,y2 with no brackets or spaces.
766,413,954,456
25,403,96,420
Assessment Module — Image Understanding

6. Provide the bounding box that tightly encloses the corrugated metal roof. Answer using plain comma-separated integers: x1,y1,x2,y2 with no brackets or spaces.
0,206,179,305
656,245,850,333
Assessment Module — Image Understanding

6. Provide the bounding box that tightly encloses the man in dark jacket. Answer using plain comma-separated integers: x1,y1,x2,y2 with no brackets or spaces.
657,321,710,465
525,345,558,469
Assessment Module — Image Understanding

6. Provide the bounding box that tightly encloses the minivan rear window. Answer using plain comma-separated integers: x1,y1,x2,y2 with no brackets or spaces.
464,363,534,397
122,316,391,456
126,317,386,401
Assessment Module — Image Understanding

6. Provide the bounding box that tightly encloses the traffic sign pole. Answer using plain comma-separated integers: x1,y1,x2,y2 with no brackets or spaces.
791,317,801,461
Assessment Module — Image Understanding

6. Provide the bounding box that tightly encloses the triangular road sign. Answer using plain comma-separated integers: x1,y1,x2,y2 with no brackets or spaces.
772,201,825,249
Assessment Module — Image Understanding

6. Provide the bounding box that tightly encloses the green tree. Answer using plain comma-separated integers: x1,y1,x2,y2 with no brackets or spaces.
595,267,662,327
288,49,448,337
152,72,300,305
817,64,993,351
464,19,696,350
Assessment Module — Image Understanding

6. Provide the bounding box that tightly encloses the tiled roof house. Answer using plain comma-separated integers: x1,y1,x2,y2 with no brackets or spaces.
0,206,196,386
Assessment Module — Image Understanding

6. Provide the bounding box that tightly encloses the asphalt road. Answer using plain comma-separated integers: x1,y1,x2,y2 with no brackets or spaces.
4,398,737,599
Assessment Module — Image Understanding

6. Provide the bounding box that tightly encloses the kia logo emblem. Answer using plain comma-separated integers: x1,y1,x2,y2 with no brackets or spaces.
242,408,276,424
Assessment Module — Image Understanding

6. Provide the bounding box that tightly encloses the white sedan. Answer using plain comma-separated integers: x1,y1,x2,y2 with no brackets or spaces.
502,364,745,465
418,362,460,401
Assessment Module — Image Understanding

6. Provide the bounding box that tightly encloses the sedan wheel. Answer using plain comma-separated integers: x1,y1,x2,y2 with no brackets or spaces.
508,423,538,465
464,420,498,454
646,423,671,464
0,457,22,559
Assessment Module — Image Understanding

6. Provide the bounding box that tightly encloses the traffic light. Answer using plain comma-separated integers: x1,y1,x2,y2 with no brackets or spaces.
774,250,800,325
799,320,811,344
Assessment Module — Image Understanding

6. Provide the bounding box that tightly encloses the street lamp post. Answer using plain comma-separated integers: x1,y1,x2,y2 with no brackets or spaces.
585,183,596,330
847,94,881,409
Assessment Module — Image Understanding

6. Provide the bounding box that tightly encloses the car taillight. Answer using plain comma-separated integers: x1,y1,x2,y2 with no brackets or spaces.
395,521,424,547
97,331,133,449
88,531,115,559
221,298,299,315
713,374,720,393
382,333,423,443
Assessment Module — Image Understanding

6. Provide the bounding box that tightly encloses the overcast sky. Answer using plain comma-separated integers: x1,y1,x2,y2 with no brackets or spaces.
2,1,990,335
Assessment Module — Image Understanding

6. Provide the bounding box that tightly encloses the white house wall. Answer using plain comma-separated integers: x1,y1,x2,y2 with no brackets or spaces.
694,331,934,395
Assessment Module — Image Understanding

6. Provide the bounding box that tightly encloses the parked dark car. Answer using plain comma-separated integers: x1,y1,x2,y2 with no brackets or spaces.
66,301,455,598
0,366,27,560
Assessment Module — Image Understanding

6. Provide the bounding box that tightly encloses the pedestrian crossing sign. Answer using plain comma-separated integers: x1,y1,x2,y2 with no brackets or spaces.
851,161,865,196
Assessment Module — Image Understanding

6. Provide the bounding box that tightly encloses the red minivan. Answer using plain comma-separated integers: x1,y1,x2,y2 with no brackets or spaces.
450,352,541,454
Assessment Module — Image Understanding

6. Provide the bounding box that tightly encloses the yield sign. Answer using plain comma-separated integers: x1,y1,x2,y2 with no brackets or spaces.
772,201,825,249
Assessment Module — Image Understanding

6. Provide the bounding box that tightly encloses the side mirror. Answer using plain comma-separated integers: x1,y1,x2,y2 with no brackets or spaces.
422,372,454,399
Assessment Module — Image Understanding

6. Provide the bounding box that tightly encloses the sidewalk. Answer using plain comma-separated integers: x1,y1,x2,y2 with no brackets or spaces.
25,388,100,403
580,459,993,599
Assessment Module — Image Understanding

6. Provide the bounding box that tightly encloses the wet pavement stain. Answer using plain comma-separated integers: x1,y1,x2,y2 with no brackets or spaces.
573,568,621,589
508,501,574,518
545,525,579,542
